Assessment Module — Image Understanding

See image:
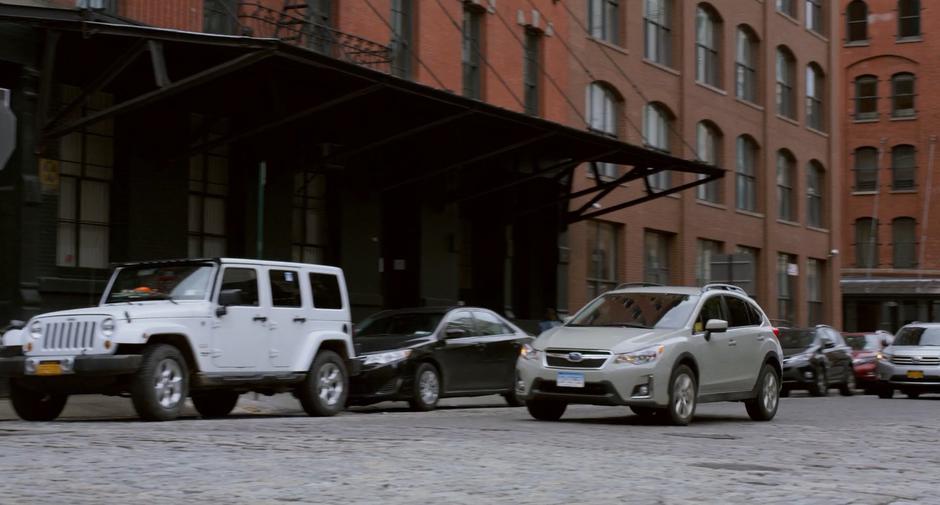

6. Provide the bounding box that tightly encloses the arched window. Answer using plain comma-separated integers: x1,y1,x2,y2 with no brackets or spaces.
644,102,674,189
855,217,879,268
854,146,878,191
776,47,796,119
891,73,916,118
846,1,868,43
891,144,916,190
806,161,825,228
805,64,825,130
776,150,797,222
736,135,758,212
589,0,620,45
695,5,721,87
587,82,621,178
898,0,921,39
735,26,758,102
696,121,722,203
854,75,878,120
893,217,917,268
645,0,673,67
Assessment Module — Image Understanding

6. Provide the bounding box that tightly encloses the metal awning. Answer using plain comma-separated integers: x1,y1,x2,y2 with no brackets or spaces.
1,5,723,223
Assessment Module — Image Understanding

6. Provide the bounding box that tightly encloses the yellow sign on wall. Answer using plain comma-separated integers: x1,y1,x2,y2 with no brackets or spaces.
38,158,59,193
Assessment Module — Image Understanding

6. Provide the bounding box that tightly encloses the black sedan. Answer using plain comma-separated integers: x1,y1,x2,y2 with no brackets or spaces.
348,307,532,410
779,325,855,397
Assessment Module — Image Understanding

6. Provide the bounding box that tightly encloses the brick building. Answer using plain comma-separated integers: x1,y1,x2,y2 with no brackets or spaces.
840,0,939,332
0,0,838,328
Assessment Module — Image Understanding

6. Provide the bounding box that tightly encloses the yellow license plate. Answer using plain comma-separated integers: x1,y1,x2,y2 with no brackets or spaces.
35,362,62,376
907,370,925,379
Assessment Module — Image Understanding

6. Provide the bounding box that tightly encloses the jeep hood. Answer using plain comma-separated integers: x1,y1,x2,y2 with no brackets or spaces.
535,326,679,353
32,301,211,321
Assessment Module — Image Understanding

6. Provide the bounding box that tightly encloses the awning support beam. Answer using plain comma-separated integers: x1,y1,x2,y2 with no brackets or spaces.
33,29,59,154
148,40,171,88
571,173,722,222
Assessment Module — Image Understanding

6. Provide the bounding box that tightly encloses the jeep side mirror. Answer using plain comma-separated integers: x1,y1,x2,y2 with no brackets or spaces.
445,327,467,338
218,289,242,307
704,319,728,341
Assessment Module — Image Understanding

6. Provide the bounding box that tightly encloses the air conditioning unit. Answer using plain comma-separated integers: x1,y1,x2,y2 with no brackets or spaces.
76,0,106,9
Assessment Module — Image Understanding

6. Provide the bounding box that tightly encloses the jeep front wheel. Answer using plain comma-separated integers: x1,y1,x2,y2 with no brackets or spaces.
298,350,348,417
192,391,240,418
130,344,189,422
9,380,67,421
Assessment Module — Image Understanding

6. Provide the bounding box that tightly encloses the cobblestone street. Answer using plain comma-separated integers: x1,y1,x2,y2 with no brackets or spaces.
1,393,938,504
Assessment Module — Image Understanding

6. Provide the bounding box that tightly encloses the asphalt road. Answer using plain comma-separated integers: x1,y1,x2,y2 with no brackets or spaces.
0,391,937,505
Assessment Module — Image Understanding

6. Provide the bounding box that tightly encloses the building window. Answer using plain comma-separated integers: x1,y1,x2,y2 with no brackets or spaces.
893,217,917,268
587,221,619,298
587,82,620,178
854,146,878,191
644,230,672,285
462,5,483,99
846,1,868,42
807,258,823,326
736,135,758,212
589,0,620,45
696,121,721,203
777,253,796,325
891,73,916,118
292,171,327,263
776,47,796,119
523,28,541,116
390,0,413,79
188,115,229,258
855,217,879,268
892,145,916,190
644,103,673,190
203,0,238,35
776,150,796,222
776,0,796,17
806,161,824,228
735,26,758,103
695,5,721,87
736,246,760,297
806,64,825,130
56,87,113,269
805,0,824,34
644,0,672,67
854,75,878,120
696,239,723,286
897,0,921,39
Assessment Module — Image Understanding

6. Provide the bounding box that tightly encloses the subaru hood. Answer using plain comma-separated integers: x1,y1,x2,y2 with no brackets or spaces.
535,326,679,353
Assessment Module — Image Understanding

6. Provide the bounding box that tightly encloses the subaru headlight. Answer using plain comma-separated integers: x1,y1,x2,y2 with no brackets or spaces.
29,320,42,340
520,343,541,361
101,317,116,337
615,345,665,365
362,349,412,366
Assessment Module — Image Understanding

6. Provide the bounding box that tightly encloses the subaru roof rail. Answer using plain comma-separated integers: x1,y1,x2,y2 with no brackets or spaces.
701,283,749,296
615,282,664,289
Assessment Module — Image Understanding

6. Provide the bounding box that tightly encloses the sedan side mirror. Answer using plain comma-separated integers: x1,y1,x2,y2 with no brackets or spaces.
445,327,467,338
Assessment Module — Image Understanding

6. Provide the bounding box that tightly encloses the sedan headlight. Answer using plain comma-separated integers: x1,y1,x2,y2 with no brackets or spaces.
614,345,665,365
520,343,541,360
101,317,116,337
29,320,42,340
362,349,412,366
853,357,876,366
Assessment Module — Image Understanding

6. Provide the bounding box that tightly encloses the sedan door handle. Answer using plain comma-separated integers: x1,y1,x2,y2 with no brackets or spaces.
253,316,268,322
293,317,307,323
728,339,737,347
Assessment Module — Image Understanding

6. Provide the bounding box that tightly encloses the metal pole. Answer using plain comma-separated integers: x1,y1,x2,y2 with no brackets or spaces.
257,161,266,259
918,136,937,277
867,138,887,278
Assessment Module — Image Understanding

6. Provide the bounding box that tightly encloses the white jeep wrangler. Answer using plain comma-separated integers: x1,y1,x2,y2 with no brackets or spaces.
0,258,356,421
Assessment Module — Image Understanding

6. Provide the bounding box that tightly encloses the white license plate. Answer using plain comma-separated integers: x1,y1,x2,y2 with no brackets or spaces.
557,371,585,388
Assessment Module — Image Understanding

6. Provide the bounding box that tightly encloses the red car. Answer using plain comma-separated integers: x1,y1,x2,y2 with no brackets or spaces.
842,331,893,394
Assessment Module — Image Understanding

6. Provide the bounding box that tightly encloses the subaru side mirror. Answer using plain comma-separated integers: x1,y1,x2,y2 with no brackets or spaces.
704,319,728,341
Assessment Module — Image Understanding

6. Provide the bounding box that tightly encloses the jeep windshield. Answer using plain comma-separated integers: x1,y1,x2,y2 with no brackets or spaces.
893,327,940,346
105,264,215,303
356,312,444,337
568,293,700,330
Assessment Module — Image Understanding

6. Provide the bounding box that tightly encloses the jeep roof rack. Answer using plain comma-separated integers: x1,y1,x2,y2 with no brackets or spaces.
615,282,664,290
701,283,749,296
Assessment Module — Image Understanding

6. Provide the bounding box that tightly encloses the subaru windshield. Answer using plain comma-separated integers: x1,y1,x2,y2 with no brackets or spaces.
568,293,699,330
105,263,215,303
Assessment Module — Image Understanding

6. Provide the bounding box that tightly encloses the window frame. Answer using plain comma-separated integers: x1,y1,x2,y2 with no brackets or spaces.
735,135,758,212
891,144,916,190
523,27,542,116
292,169,328,264
776,0,796,18
390,0,414,79
806,64,825,131
776,253,796,325
776,150,796,222
587,82,620,178
806,161,824,228
644,0,673,67
897,0,921,40
775,47,796,119
188,115,229,258
855,217,879,268
644,230,672,285
587,220,619,298
805,0,824,34
806,258,823,326
891,73,916,118
735,26,758,103
892,217,917,268
644,102,673,190
462,4,484,99
853,75,878,120
853,146,879,192
695,5,721,88
589,0,620,45
846,0,869,43
695,121,721,203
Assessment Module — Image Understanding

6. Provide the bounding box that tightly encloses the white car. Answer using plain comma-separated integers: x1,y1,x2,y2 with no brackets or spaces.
516,284,783,425
0,258,355,421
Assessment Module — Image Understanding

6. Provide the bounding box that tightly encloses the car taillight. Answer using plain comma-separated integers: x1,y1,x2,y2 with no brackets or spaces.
772,327,780,338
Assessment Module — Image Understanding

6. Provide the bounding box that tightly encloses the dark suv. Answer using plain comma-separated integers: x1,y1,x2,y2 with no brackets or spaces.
779,326,855,397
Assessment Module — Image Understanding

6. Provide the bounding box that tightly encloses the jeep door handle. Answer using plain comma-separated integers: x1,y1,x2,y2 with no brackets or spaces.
293,317,307,323
253,316,268,322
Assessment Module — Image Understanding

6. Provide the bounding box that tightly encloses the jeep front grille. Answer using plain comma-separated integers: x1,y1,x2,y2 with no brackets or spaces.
41,321,97,352
891,356,940,366
545,349,611,369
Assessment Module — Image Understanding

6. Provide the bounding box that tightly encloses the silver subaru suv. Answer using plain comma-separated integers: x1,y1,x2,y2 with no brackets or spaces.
516,284,783,425
876,323,940,399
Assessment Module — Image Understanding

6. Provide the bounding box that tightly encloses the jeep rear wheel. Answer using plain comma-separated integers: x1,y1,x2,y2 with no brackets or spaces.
192,391,240,418
298,350,348,417
745,364,780,421
9,380,67,422
130,344,189,422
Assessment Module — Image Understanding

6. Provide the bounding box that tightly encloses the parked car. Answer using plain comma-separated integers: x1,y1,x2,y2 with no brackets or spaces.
779,326,855,397
516,284,783,426
843,331,892,394
876,323,940,399
349,306,531,410
0,258,356,421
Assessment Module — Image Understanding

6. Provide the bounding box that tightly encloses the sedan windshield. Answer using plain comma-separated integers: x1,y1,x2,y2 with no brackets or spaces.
844,334,882,351
778,329,815,349
357,312,444,337
893,327,940,346
106,264,214,303
568,293,699,330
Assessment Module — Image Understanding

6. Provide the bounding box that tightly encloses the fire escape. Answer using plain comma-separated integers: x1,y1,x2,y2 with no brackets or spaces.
235,2,393,72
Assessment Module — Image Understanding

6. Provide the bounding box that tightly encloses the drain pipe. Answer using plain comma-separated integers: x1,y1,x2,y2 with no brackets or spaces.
917,136,937,276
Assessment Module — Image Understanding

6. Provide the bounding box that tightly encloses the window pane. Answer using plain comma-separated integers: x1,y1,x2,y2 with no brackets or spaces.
80,180,110,224
78,224,109,268
203,237,226,258
203,197,226,235
269,269,302,307
310,273,343,309
220,268,259,306
57,223,76,267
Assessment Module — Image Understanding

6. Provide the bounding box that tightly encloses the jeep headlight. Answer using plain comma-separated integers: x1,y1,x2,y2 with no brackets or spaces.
520,343,541,360
101,317,116,337
615,345,665,365
362,349,412,366
29,320,42,340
